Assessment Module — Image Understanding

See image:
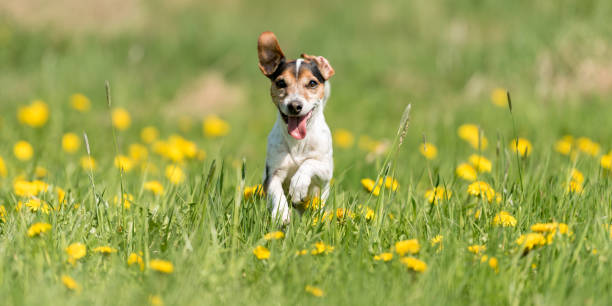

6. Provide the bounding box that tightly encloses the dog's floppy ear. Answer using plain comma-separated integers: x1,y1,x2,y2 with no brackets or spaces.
258,32,285,77
301,53,335,80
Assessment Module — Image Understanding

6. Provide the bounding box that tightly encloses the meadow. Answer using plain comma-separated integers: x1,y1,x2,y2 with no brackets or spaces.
1,0,612,305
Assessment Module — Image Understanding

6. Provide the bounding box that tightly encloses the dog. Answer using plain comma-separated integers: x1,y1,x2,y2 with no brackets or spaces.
257,31,335,224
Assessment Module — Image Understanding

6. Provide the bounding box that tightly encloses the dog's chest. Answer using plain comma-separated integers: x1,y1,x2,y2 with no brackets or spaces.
266,118,331,174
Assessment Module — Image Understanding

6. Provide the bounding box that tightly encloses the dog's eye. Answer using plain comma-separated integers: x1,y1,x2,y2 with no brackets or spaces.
275,79,287,88
307,80,318,88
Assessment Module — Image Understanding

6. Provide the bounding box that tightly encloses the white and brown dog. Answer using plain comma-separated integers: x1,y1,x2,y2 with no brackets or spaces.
257,31,335,224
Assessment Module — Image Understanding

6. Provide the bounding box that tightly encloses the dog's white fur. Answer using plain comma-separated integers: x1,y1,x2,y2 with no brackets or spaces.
263,82,333,224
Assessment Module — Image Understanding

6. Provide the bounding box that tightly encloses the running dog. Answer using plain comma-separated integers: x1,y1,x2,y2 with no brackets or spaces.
257,31,335,224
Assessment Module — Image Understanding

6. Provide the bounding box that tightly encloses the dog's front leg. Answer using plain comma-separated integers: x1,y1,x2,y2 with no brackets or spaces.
266,176,291,224
289,159,332,205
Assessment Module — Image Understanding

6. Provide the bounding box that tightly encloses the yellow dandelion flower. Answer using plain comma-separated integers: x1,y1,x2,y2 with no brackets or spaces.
373,252,393,262
253,245,270,260
129,143,148,164
70,93,91,112
510,137,533,157
576,137,600,156
488,257,499,273
61,275,80,291
56,187,66,204
149,295,164,306
141,126,159,144
25,198,51,214
18,100,49,127
457,124,488,149
149,259,174,274
565,181,583,194
361,178,381,196
456,163,477,181
333,129,355,148
554,136,573,156
458,124,479,141
168,135,198,159
305,285,324,297
295,249,308,256
13,179,46,197
419,142,438,160
467,181,496,202
467,244,486,254
80,156,97,171
335,208,356,221
165,164,186,185
557,223,571,235
203,115,230,137
111,108,131,131
570,168,584,184
113,193,134,209
311,242,334,255
0,205,6,222
491,88,508,107
144,181,164,196
244,184,265,200
264,231,284,240
66,242,87,264
114,155,134,172
425,186,452,204
62,133,81,153
35,166,48,178
361,177,397,196
311,212,334,226
531,222,571,236
14,140,34,161
93,246,117,254
383,177,399,191
33,180,50,193
516,233,547,251
468,154,492,173
492,211,517,227
400,257,427,272
358,205,375,221
600,154,612,170
395,239,420,256
27,222,52,237
430,235,443,246
530,223,557,233
127,252,144,271
301,196,324,210
0,156,7,177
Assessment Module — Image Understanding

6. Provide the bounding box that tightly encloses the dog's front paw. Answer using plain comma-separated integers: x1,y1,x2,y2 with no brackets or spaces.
289,172,311,205
271,204,291,225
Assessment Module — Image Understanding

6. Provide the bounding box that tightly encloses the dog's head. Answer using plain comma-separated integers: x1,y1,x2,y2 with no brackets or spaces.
257,31,335,140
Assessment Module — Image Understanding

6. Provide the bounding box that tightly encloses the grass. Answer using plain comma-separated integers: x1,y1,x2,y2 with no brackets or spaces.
1,0,612,305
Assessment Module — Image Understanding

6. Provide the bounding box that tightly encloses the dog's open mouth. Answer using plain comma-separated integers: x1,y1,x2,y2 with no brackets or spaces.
280,110,312,140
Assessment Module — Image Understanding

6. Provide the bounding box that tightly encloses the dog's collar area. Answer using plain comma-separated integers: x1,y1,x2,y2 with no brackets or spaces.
267,59,325,83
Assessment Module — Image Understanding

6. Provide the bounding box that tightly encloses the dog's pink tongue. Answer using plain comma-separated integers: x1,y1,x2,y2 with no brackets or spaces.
287,115,308,140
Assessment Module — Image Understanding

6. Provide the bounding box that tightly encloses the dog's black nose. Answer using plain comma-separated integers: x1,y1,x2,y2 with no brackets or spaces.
288,101,303,115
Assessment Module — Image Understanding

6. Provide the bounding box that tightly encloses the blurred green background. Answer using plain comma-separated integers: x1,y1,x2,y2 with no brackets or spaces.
1,0,611,180
1,2,612,305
